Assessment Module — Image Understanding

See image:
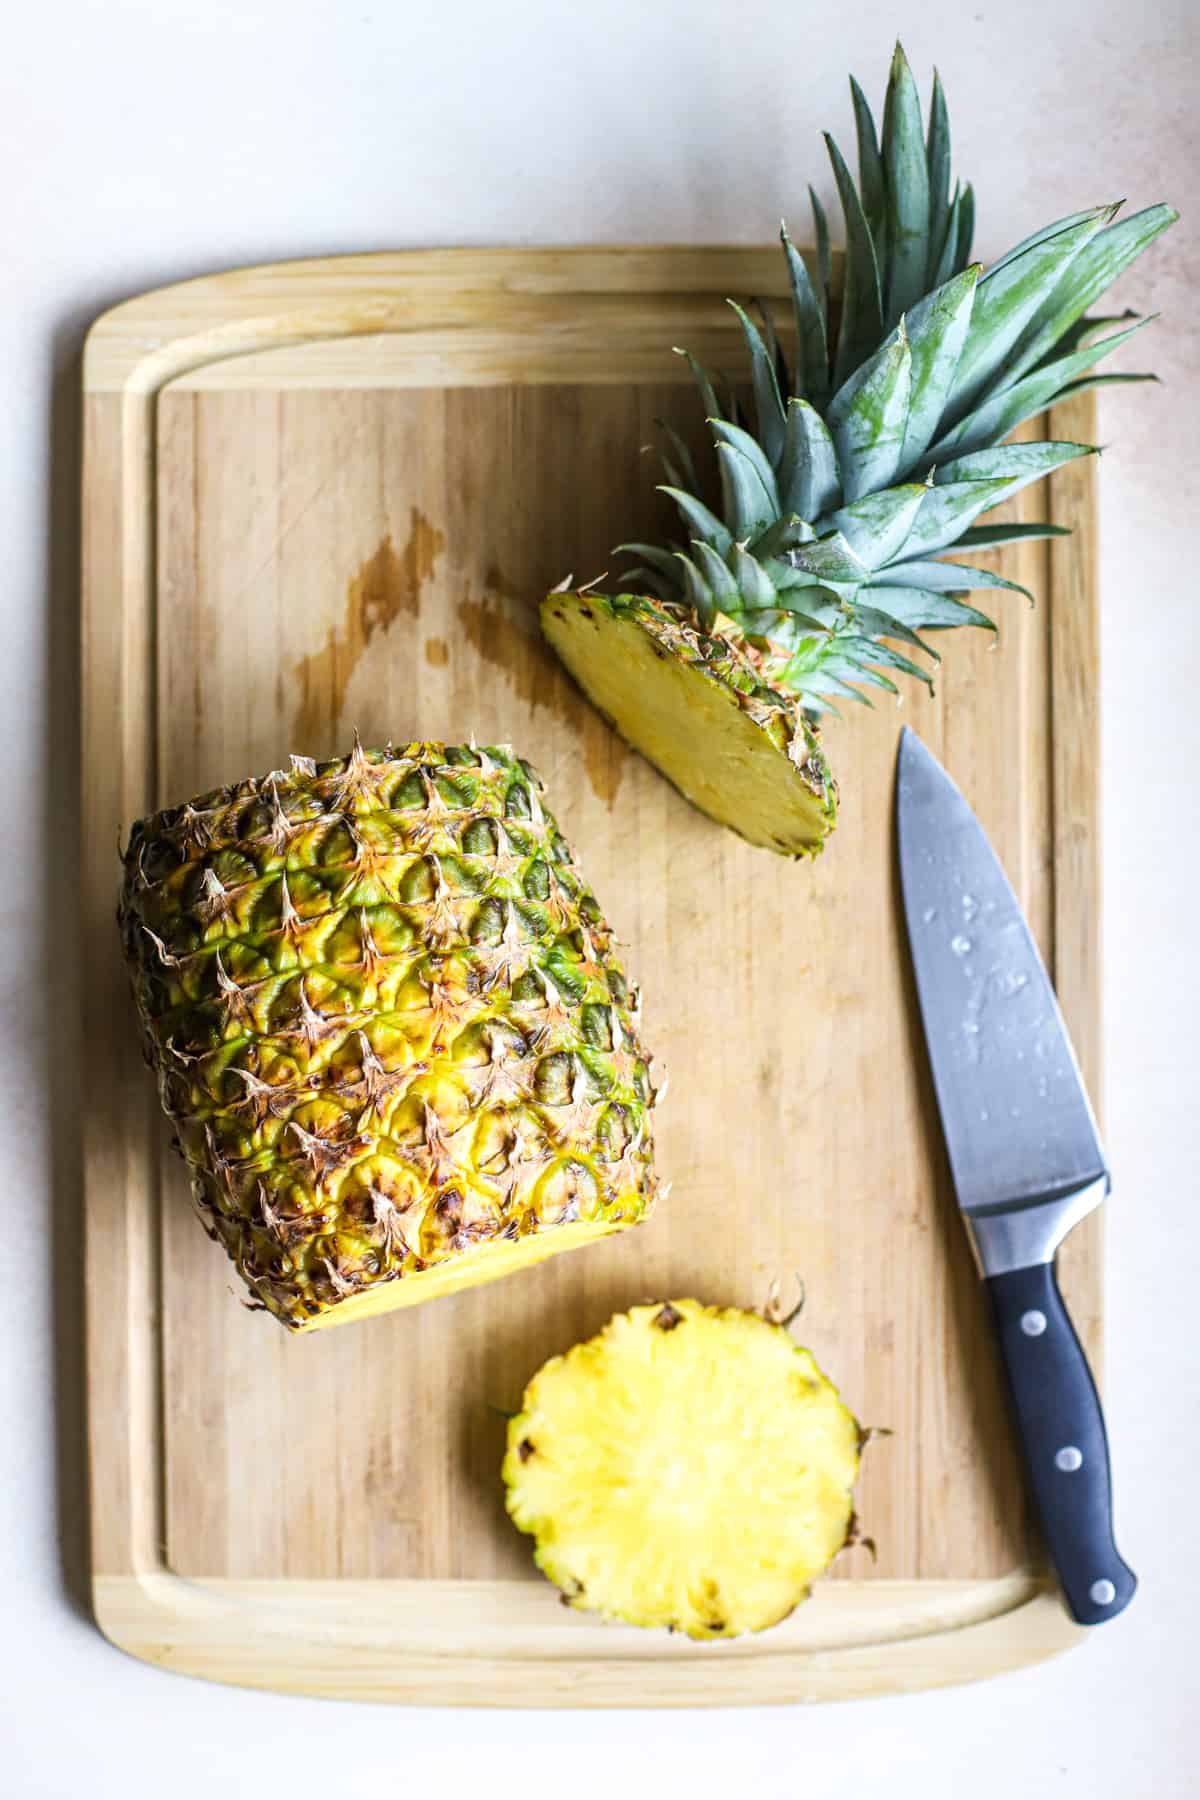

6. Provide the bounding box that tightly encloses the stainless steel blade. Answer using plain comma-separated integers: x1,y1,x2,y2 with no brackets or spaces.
896,728,1107,1220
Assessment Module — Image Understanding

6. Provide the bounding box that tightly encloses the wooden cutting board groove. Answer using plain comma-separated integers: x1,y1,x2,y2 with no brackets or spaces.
81,248,1100,1701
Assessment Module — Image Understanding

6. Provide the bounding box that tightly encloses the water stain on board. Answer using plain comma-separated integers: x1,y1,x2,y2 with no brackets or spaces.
457,576,627,809
291,508,446,747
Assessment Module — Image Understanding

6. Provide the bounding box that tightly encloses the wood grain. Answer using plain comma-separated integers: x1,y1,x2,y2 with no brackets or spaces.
82,249,1099,1700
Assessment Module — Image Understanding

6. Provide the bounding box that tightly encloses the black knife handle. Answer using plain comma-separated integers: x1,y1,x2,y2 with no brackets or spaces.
985,1261,1136,1625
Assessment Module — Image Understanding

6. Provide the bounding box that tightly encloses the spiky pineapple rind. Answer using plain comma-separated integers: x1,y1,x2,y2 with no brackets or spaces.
504,1298,862,1639
119,740,660,1330
542,590,838,857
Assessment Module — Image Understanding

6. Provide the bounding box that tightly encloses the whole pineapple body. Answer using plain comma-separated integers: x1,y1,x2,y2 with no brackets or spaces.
503,1299,862,1638
543,44,1176,855
119,741,660,1331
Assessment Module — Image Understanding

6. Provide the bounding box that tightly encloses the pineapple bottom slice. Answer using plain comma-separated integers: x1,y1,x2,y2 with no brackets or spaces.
503,1299,861,1639
541,591,838,857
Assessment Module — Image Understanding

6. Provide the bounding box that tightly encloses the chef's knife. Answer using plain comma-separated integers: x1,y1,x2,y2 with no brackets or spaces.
896,727,1135,1625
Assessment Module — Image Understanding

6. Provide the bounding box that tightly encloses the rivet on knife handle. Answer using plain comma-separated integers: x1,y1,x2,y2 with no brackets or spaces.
986,1259,1137,1624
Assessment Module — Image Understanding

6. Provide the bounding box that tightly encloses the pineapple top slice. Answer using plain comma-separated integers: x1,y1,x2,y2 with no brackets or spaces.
617,44,1176,715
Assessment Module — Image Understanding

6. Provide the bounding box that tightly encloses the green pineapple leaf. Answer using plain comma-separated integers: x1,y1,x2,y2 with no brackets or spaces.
1001,203,1178,383
757,298,787,392
716,443,777,540
895,477,1016,557
809,185,833,319
843,634,934,687
881,43,932,326
732,543,783,610
689,541,742,613
900,263,981,464
932,440,1098,498
1052,371,1159,402
986,208,1106,279
931,181,965,288
929,314,1154,459
830,483,929,567
851,602,940,658
781,224,829,410
788,531,871,585
654,419,700,493
710,417,783,512
658,486,733,557
862,585,996,631
672,552,716,617
672,347,723,424
779,398,841,519
950,522,1069,552
828,325,913,500
871,559,1034,602
849,74,885,236
945,205,1116,417
758,556,829,594
925,69,953,285
727,300,787,464
955,182,975,267
1036,309,1137,361
825,130,885,386
748,514,816,559
614,543,681,579
620,566,674,602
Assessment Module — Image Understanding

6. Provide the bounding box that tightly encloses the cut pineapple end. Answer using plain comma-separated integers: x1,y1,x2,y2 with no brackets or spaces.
542,592,833,856
287,1218,619,1333
504,1299,861,1639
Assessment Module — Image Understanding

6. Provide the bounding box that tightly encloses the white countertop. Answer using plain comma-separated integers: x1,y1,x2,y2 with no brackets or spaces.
2,0,1196,1792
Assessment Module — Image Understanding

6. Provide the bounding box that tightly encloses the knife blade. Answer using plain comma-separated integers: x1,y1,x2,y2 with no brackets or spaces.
896,727,1135,1626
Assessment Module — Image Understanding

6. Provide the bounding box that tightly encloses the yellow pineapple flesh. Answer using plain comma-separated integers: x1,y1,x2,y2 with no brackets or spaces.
504,1299,861,1638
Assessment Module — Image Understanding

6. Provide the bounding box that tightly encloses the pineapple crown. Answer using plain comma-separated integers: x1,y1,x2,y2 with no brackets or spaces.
620,44,1177,714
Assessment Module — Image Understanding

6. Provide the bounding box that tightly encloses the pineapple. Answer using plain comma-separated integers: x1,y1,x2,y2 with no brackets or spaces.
543,44,1176,856
544,590,838,853
503,1298,863,1639
119,740,660,1331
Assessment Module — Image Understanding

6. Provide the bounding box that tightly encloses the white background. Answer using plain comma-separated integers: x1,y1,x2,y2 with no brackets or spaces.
2,1,1196,1792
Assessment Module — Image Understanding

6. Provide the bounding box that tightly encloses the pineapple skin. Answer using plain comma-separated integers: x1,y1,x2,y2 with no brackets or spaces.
542,590,838,856
504,1299,862,1639
119,741,660,1330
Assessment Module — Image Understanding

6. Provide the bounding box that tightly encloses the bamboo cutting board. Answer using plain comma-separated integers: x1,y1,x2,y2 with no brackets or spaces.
82,249,1101,1704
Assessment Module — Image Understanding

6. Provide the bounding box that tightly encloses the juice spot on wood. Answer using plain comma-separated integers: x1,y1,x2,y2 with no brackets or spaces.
483,561,521,603
424,637,449,667
291,508,446,748
456,583,627,810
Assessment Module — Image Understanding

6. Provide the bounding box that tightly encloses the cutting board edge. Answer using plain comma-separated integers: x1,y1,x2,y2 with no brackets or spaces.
92,1569,1083,1707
